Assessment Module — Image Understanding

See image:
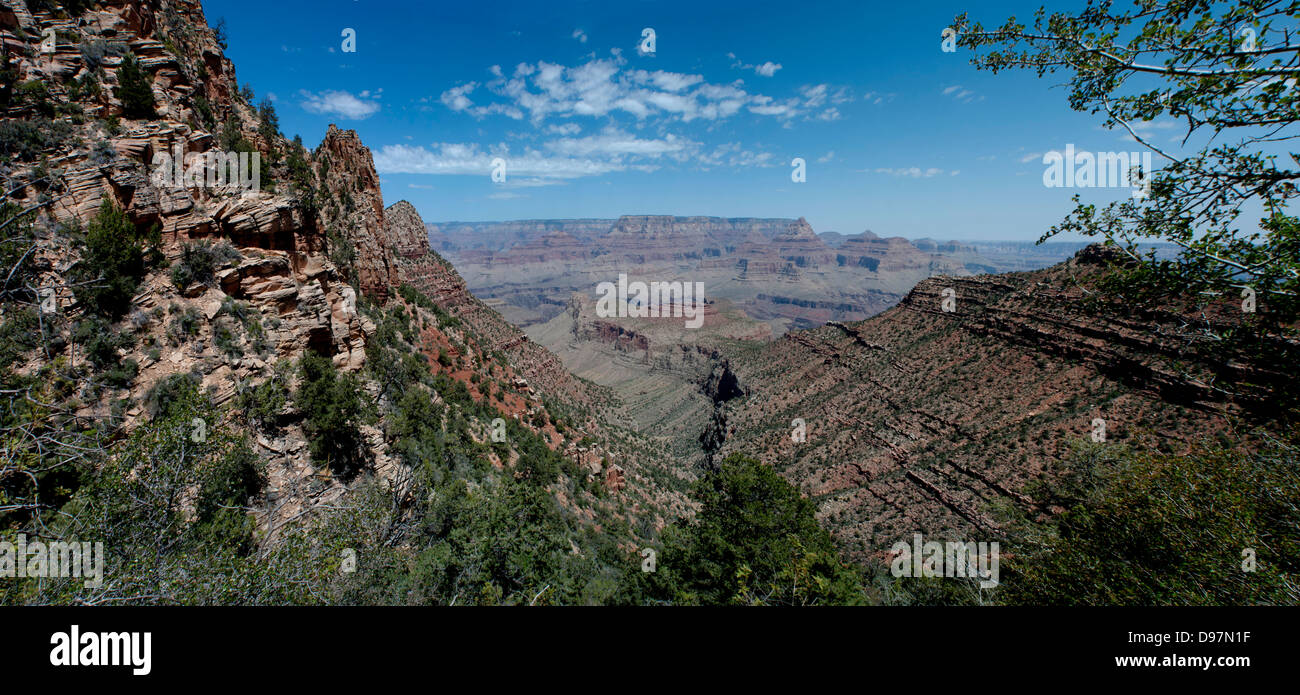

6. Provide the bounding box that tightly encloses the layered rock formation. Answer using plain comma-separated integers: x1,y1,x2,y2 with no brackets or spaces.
432,215,1087,333
1,0,685,550
713,247,1270,564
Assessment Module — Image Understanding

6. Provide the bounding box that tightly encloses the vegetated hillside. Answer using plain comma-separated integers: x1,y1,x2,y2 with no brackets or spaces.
714,245,1292,566
0,0,686,604
429,215,1087,332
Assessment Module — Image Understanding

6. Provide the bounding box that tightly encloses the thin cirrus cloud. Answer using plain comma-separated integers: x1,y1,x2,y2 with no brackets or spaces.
299,89,382,119
941,84,982,104
373,142,622,179
373,127,774,181
871,167,959,178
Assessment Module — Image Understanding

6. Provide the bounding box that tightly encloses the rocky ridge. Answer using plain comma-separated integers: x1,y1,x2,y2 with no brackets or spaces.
714,248,1269,563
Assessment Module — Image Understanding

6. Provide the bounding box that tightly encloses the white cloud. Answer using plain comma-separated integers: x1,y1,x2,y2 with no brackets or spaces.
439,82,524,120
437,55,836,126
698,142,776,168
817,150,835,163
572,28,588,44
545,127,698,160
872,167,953,178
373,142,630,179
299,89,381,119
441,82,478,111
546,122,581,135
729,53,784,77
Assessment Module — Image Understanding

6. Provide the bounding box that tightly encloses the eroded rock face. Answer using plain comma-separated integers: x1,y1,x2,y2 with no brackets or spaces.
4,0,379,535
716,246,1271,564
315,125,396,301
431,215,1080,333
384,200,431,259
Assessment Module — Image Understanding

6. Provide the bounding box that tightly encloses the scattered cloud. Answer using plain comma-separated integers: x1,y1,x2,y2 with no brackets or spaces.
571,28,588,44
299,89,382,119
374,122,777,181
545,127,698,160
439,82,524,119
728,53,783,77
817,151,835,163
941,84,982,104
435,55,848,126
545,122,582,136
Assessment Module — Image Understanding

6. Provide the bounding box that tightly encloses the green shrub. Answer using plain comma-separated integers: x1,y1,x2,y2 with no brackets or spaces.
166,304,203,345
297,353,368,477
171,240,240,289
0,118,74,161
256,98,279,160
71,197,159,319
213,318,241,357
623,453,868,605
235,364,290,432
192,95,216,131
79,39,124,70
143,371,205,420
999,439,1300,606
72,317,134,371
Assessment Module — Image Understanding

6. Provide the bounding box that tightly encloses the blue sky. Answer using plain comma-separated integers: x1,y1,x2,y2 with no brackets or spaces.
203,0,1172,241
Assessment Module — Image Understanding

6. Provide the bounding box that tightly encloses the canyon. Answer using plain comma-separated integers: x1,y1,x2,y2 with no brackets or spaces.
429,215,1089,332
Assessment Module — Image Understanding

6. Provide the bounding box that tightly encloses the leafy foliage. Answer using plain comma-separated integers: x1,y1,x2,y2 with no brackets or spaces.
0,118,75,162
999,438,1300,605
953,1,1300,425
625,453,867,605
953,1,1300,336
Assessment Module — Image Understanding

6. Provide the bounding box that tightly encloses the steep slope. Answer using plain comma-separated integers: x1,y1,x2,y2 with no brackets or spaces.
385,199,693,521
714,246,1277,564
0,0,683,604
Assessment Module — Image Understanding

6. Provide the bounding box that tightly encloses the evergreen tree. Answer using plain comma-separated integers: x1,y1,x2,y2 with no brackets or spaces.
114,52,155,119
72,196,158,318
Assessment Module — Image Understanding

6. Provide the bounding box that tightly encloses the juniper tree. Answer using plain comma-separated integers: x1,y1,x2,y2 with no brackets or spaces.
114,53,155,119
